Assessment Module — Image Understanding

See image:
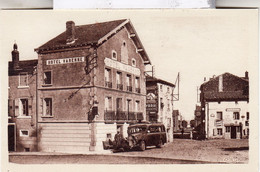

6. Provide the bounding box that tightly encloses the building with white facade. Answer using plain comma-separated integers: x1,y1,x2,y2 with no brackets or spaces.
146,76,175,142
200,72,249,139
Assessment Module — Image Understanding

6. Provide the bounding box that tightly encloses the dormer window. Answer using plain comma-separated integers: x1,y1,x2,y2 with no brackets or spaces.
112,50,117,60
132,58,136,67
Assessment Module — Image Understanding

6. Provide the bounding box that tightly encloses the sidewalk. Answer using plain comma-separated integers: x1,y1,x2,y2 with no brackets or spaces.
9,149,113,156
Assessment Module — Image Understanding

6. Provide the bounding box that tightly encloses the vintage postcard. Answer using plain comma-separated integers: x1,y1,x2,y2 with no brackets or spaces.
0,9,258,172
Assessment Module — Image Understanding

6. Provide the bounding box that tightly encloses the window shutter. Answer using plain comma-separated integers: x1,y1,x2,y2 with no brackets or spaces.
28,98,33,116
8,99,14,116
14,99,19,116
41,98,44,116
213,128,216,136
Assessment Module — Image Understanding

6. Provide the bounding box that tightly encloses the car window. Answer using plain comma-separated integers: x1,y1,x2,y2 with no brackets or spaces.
128,126,146,134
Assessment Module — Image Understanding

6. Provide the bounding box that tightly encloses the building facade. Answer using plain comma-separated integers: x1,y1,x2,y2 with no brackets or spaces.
200,72,249,139
146,76,175,142
8,44,38,152
194,105,202,128
34,19,151,152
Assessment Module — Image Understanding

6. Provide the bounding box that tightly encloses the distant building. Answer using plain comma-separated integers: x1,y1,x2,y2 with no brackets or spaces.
146,76,175,142
194,105,202,127
200,72,249,139
172,110,180,132
8,43,38,152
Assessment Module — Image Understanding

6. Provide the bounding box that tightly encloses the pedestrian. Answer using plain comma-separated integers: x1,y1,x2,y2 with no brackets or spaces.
181,128,184,139
190,131,193,140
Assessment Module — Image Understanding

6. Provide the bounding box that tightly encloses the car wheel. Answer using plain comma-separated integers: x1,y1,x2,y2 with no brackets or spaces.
139,141,146,151
156,139,163,148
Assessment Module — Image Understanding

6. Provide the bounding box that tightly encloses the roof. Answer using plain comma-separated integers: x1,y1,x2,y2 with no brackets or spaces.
9,59,38,75
35,19,151,64
146,75,175,87
200,72,249,101
203,91,248,101
201,72,248,87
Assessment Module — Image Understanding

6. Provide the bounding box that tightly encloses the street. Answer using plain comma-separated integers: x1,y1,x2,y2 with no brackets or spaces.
9,139,248,164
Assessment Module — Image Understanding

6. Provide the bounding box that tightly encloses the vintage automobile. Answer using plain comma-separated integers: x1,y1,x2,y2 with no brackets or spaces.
127,123,167,151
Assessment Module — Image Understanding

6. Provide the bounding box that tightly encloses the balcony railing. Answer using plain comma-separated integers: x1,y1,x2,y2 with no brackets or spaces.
105,81,112,88
137,112,144,120
104,110,143,122
135,88,140,93
127,86,132,92
117,84,123,90
128,111,136,120
116,111,127,120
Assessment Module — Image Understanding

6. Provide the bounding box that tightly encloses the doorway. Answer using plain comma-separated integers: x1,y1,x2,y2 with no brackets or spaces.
231,126,236,139
8,124,16,151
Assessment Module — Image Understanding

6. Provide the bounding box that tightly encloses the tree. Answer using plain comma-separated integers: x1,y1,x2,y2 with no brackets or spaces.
182,120,188,128
190,120,196,128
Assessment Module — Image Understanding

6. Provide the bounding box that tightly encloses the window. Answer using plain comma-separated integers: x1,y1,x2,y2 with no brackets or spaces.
217,128,223,135
132,58,136,67
116,72,123,90
20,130,29,137
225,126,231,132
19,73,28,87
245,121,249,126
126,99,132,112
216,112,223,120
112,50,117,60
246,112,249,120
233,112,240,120
43,98,52,116
167,87,170,93
19,99,28,116
160,85,163,91
160,98,164,109
105,97,112,111
43,71,52,85
105,68,112,88
135,101,140,112
126,74,132,91
135,77,140,93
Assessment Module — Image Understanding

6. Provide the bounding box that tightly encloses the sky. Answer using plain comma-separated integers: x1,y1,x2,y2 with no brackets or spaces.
0,10,258,120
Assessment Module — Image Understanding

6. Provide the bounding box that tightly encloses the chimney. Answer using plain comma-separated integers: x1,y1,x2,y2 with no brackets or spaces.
218,74,223,92
66,21,76,44
11,43,19,69
245,71,249,79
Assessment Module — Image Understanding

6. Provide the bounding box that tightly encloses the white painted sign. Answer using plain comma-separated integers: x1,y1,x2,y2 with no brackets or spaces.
46,57,85,65
104,58,140,76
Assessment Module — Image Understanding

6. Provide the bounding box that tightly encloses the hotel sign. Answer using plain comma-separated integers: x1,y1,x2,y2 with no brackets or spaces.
104,58,140,76
46,57,85,65
226,108,240,112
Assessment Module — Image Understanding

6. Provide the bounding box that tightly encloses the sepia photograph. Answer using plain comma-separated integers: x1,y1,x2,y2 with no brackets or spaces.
0,9,258,171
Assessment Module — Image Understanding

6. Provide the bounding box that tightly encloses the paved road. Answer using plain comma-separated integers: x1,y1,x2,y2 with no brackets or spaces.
9,139,248,164
9,154,219,164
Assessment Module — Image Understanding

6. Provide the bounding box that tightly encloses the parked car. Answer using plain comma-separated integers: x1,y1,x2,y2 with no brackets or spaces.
127,123,167,151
